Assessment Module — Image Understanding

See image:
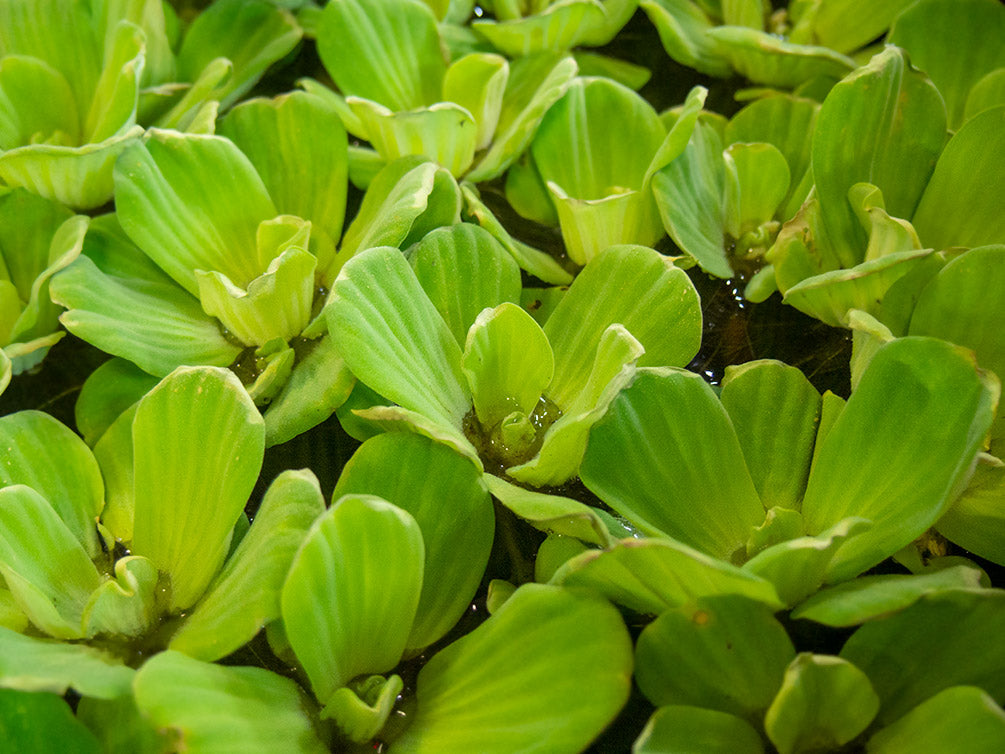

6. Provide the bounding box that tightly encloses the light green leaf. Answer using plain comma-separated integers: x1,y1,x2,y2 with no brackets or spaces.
0,410,104,556
841,589,1005,723
133,651,327,753
114,130,277,294
0,55,80,149
724,142,790,235
84,20,143,144
332,433,493,652
169,469,324,661
638,0,732,77
965,68,1005,122
720,360,821,511
485,473,614,548
653,120,731,277
912,107,1005,250
317,0,445,111
792,564,988,627
472,1,607,56
0,485,100,638
545,245,701,407
328,245,471,432
323,674,403,744
573,50,651,90
349,404,479,464
176,0,302,109
937,457,1005,566
442,53,508,150
706,26,855,89
281,495,424,704
81,555,159,638
466,52,578,182
218,91,349,264
75,693,169,754
392,583,632,754
92,404,137,543
534,533,589,584
581,368,764,560
0,626,134,699
888,0,1005,130
0,689,101,754
551,537,783,614
811,47,946,267
802,338,998,582
75,358,157,447
867,686,1005,754
635,594,795,716
634,705,765,754
407,223,522,345
131,367,265,610
804,0,915,55
765,654,879,754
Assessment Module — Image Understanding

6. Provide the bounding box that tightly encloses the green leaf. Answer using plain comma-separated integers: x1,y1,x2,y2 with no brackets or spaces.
581,368,763,560
218,91,349,267
888,0,1005,130
0,410,104,556
841,589,1005,724
0,689,101,754
811,47,946,267
638,0,732,78
804,0,915,55
634,705,765,754
462,303,553,428
169,469,325,661
801,338,997,582
332,433,493,652
83,20,143,144
133,651,327,753
323,674,402,744
466,52,578,182
327,246,471,435
867,686,1005,753
551,537,783,614
0,485,101,638
176,0,302,109
635,594,795,717
705,26,855,89
720,360,821,511
764,654,879,754
131,367,265,610
965,67,1005,122
937,457,1005,566
534,533,589,584
0,55,80,149
442,52,508,150
92,404,137,543
653,120,731,277
392,583,632,754
724,142,790,235
912,107,1005,250
74,358,157,447
472,1,607,56
545,245,701,408
407,223,522,345
485,474,614,548
317,0,445,111
75,693,169,754
792,564,988,627
0,626,134,699
280,494,424,703
81,555,159,638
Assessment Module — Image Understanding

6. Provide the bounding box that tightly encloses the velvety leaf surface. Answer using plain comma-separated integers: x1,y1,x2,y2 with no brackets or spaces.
764,654,879,754
867,686,1005,753
281,495,424,704
635,594,794,717
133,651,327,753
801,338,997,581
131,367,265,611
581,368,763,560
552,538,783,615
634,705,765,754
841,590,1005,724
0,689,101,753
333,433,493,651
169,469,325,661
0,627,134,699
391,584,632,754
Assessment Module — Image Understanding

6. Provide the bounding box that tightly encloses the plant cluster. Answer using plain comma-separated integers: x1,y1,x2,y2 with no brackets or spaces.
1,0,1004,752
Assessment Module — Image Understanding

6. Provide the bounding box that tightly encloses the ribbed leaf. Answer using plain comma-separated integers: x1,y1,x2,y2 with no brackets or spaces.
131,367,265,610
0,55,80,149
888,0,1005,130
392,584,632,754
83,20,143,143
75,357,157,447
867,686,1005,753
442,53,508,150
0,689,101,754
765,654,879,754
724,142,790,235
842,590,1005,724
280,495,424,703
638,0,732,77
333,433,493,651
634,706,765,754
317,0,445,111
327,246,471,433
81,555,159,638
802,338,997,582
551,538,783,614
472,1,607,56
635,594,795,716
965,68,1005,122
545,245,701,408
133,651,327,753
806,0,915,54
92,404,137,543
0,410,104,556
937,458,1005,566
114,130,277,295
581,368,764,560
169,469,324,661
